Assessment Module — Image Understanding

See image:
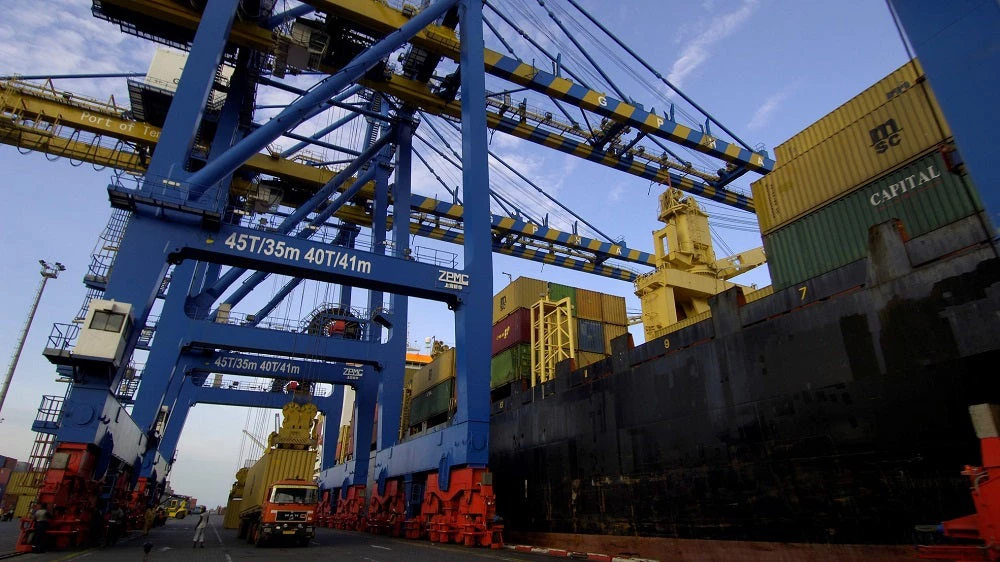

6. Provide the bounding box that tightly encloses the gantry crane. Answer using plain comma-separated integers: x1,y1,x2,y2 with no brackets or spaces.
2,0,781,551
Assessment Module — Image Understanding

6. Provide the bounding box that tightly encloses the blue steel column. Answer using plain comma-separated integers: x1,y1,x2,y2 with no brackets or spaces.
97,0,240,383
451,0,492,446
143,0,240,191
348,375,378,486
155,375,197,466
887,0,1000,239
366,163,391,342
375,116,415,449
131,54,253,435
133,261,201,476
321,385,345,470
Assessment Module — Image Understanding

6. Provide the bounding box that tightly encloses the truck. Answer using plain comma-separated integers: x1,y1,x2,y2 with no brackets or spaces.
236,401,320,547
159,494,196,520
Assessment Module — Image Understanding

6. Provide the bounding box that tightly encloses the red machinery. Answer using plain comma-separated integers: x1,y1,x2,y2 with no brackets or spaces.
16,443,102,552
367,479,405,536
417,468,503,548
329,484,367,531
918,405,1000,561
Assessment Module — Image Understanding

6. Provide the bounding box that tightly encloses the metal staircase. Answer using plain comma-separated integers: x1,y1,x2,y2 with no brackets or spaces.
85,208,130,289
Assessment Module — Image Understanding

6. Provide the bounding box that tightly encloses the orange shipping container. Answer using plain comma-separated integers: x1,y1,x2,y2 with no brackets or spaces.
575,288,604,321
600,293,628,326
754,66,951,234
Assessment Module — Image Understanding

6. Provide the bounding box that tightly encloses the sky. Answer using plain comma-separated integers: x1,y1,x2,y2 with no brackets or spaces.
0,0,910,507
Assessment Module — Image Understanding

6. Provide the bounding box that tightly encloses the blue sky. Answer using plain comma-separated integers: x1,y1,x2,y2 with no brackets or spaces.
0,0,908,507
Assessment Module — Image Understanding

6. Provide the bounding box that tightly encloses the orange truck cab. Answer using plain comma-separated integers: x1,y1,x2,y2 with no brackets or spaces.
241,479,318,546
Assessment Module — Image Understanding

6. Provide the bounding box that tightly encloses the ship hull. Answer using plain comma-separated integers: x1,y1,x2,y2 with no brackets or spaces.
488,218,1000,547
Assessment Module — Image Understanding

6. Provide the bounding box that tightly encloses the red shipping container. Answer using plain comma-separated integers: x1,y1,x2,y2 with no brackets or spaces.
492,308,532,356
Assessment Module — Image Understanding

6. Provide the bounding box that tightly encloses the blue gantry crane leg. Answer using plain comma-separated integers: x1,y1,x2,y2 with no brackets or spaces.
317,0,499,544
886,0,1000,240
24,0,502,551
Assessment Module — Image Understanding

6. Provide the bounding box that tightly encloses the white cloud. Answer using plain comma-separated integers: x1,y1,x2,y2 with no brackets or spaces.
747,85,796,130
608,183,626,202
667,0,760,88
0,1,156,100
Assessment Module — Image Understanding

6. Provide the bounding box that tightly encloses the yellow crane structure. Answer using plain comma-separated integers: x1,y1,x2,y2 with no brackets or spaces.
635,188,766,340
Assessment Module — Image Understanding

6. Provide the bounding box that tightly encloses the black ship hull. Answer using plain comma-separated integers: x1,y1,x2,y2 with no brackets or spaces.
488,218,1000,546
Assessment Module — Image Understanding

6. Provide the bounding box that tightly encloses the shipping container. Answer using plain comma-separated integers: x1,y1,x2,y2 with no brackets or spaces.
491,343,532,389
240,447,317,517
753,75,952,234
14,495,33,518
547,283,577,313
603,324,630,354
410,347,456,397
408,379,454,426
774,61,927,163
493,276,547,322
600,293,628,326
764,149,981,290
6,471,41,496
492,307,531,356
575,288,604,321
223,498,243,529
577,319,605,353
576,351,608,368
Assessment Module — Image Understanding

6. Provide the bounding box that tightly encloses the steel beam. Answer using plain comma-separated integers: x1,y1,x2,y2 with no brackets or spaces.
182,320,383,366
174,223,468,304
182,351,370,387
184,0,459,190
143,0,240,190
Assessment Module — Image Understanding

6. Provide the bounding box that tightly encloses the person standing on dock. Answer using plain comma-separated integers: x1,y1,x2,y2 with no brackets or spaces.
31,503,50,552
193,509,209,547
143,506,155,535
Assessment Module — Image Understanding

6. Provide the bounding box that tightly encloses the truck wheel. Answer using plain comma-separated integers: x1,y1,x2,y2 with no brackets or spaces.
176,511,186,520
237,520,248,539
245,522,256,544
252,524,264,548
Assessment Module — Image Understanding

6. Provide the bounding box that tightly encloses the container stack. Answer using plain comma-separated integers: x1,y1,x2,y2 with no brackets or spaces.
490,277,629,390
401,278,632,433
404,347,456,435
751,60,983,291
4,468,41,518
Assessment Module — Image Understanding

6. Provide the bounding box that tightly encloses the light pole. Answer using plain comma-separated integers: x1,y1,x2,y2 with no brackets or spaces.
0,260,65,416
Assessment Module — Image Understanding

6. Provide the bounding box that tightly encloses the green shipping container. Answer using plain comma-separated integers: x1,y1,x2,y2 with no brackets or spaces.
490,343,532,389
547,283,576,313
764,149,982,291
409,379,454,426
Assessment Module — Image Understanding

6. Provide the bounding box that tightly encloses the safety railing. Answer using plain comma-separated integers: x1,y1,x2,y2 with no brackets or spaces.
45,322,80,355
32,394,66,433
107,171,229,214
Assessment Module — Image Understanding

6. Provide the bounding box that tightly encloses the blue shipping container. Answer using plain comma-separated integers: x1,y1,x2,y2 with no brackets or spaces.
577,319,605,353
